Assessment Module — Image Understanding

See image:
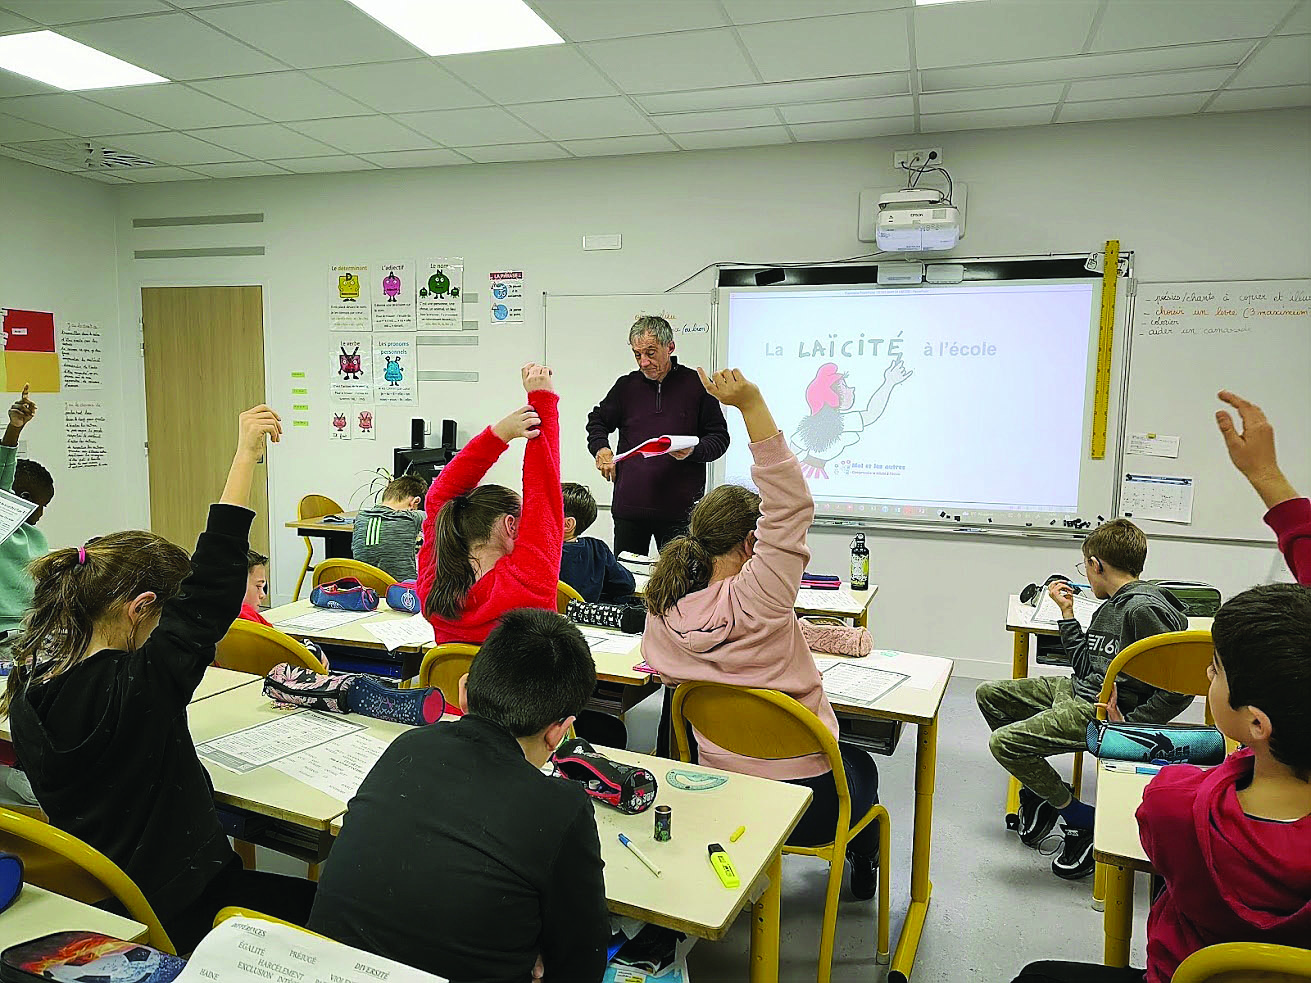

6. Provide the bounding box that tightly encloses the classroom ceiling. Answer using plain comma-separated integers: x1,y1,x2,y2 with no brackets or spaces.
0,0,1306,184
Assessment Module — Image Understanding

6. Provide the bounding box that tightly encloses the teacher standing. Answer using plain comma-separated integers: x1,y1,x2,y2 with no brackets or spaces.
587,316,730,557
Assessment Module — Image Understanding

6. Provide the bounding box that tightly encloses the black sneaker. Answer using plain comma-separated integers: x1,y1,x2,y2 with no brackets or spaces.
1019,785,1067,847
846,849,879,901
1051,823,1096,880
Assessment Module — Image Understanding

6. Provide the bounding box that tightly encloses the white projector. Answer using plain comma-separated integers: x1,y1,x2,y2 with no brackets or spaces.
874,189,962,252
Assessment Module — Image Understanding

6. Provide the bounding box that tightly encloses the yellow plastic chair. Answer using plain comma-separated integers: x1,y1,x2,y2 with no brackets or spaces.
418,643,480,706
0,807,174,953
670,682,891,983
312,557,397,596
216,620,329,677
556,580,585,614
1173,942,1311,983
213,907,326,938
293,494,343,601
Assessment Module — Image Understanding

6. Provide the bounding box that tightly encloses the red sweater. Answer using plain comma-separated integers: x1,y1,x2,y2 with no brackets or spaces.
418,390,562,647
237,603,272,627
1137,749,1311,983
1265,497,1311,585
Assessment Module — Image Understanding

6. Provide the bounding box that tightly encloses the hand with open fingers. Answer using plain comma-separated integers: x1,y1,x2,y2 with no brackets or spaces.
595,447,615,481
1046,579,1076,618
494,404,542,443
1215,390,1279,480
884,357,913,385
522,362,555,393
237,405,282,457
697,366,761,407
1097,684,1124,723
7,384,36,430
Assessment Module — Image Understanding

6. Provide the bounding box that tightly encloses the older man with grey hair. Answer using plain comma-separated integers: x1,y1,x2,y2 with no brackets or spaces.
586,315,730,557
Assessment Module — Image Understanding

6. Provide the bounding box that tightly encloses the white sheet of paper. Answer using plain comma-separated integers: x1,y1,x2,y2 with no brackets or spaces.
613,435,699,463
1120,473,1195,524
577,627,641,655
276,608,377,631
270,730,391,802
795,586,864,614
364,614,435,650
0,488,37,546
197,710,364,774
1030,590,1102,631
817,650,949,691
179,918,450,983
820,662,909,708
1125,432,1181,458
618,551,655,565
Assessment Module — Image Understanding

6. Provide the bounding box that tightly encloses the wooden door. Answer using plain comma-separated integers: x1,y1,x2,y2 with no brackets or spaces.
142,286,268,552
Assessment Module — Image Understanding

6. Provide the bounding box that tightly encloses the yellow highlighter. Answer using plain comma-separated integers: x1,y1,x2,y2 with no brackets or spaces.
707,842,740,888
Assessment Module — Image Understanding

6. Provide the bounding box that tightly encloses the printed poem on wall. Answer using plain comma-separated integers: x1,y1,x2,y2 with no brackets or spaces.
65,401,108,469
58,323,104,389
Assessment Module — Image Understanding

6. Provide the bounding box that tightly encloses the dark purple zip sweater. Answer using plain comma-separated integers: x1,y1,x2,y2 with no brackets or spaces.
586,359,730,523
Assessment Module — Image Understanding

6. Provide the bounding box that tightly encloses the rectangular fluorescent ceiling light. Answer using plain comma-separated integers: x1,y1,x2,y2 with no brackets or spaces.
915,0,987,4
347,0,563,56
0,31,167,90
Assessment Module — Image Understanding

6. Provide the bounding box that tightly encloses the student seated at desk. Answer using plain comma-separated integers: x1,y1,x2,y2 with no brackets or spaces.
1012,584,1311,983
976,519,1189,880
237,549,272,625
642,368,882,900
309,608,609,983
351,475,427,581
561,481,636,603
2,406,315,952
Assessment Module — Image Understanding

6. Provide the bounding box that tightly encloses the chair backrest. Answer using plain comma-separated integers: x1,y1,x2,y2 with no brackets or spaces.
418,643,480,705
298,494,342,521
1173,942,1311,983
1097,629,1216,724
216,620,329,676
312,558,397,594
0,807,174,953
556,580,585,614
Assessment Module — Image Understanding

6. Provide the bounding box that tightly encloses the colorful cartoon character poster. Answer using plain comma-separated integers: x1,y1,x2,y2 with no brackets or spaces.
373,333,416,405
329,335,374,402
488,270,524,323
371,261,416,332
329,406,353,440
355,408,376,440
417,257,464,331
790,357,913,478
328,264,371,331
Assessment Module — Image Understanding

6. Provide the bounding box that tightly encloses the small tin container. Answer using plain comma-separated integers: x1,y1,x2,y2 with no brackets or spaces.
653,804,672,842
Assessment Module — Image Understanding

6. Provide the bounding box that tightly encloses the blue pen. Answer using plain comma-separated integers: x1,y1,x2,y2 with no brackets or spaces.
1102,761,1162,776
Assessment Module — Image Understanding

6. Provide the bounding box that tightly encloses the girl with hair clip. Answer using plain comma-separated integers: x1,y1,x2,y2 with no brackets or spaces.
3,406,316,951
643,368,883,899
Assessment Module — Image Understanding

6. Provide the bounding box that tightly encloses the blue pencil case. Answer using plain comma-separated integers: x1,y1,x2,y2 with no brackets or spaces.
386,580,421,613
309,578,379,612
1086,720,1226,766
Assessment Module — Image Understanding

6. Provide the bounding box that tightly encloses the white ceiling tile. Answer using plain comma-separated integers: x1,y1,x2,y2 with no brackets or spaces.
165,0,266,6
358,148,467,168
0,1,169,23
1058,93,1207,122
105,129,246,164
672,125,793,149
0,9,38,34
723,0,908,24
440,46,618,102
1279,1,1311,33
79,169,133,183
1229,35,1311,87
915,0,1101,69
738,10,910,81
780,95,914,123
0,93,163,135
1092,0,1293,52
510,96,655,140
790,117,916,141
0,69,58,98
919,105,1057,132
287,115,436,153
1206,83,1311,111
268,155,380,172
310,61,489,114
0,112,72,142
918,83,1066,114
397,106,544,145
560,134,678,156
581,30,758,93
1066,68,1236,101
196,0,421,69
456,142,571,163
117,165,207,182
185,123,337,157
61,13,284,80
919,40,1255,90
651,107,779,132
189,160,293,178
191,73,371,122
639,73,909,112
528,0,727,42
83,83,264,128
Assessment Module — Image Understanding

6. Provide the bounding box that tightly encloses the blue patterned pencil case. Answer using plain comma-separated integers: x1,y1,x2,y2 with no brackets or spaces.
1086,720,1226,765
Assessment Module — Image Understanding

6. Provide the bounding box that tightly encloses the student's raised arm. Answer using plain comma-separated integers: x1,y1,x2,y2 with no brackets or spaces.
500,363,564,603
1,385,36,492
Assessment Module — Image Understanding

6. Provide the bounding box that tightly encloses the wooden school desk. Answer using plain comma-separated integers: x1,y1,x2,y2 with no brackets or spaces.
817,648,954,983
0,884,147,945
284,512,356,560
265,599,430,678
1091,760,1154,968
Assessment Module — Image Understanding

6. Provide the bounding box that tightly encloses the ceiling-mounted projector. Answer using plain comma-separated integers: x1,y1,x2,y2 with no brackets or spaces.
872,188,964,252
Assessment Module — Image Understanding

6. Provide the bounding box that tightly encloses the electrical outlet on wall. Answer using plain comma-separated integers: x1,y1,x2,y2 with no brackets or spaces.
893,148,945,171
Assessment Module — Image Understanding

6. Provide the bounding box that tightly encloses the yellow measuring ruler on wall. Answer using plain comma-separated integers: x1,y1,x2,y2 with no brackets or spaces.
1090,238,1120,460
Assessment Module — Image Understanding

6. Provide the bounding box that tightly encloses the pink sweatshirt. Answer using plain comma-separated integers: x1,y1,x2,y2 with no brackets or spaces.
642,431,839,781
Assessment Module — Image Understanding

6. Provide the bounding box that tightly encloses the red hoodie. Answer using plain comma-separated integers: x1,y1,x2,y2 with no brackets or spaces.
1265,497,1311,586
417,390,562,646
1137,748,1311,982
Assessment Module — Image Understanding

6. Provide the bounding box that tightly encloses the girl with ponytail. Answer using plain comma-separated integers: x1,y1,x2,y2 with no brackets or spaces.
642,368,883,900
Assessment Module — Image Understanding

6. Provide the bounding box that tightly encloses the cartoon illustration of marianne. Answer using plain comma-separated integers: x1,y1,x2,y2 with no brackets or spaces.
790,358,913,478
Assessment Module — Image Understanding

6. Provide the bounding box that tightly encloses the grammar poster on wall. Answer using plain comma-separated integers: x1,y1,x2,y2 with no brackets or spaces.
329,264,371,331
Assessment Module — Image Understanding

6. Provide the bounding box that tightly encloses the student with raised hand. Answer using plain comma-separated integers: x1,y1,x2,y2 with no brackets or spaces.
3,405,315,952
418,362,562,645
0,385,53,668
1216,390,1310,585
642,368,882,900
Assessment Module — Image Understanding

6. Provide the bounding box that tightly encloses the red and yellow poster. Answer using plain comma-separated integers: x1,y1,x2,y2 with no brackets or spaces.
1,308,60,393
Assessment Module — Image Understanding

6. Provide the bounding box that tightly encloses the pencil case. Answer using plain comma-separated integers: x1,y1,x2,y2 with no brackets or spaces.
0,853,20,915
567,599,645,635
386,579,422,613
799,618,872,657
310,578,379,611
1,933,187,983
551,738,658,814
1086,720,1226,766
263,663,357,712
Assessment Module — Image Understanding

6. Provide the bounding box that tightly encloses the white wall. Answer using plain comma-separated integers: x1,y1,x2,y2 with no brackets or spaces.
0,156,132,550
105,107,1308,676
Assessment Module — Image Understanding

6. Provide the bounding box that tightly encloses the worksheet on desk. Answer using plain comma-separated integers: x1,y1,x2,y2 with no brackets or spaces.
271,731,391,802
795,586,861,612
276,608,377,631
577,627,642,655
197,711,364,774
820,662,909,708
1030,590,1101,631
364,614,434,650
